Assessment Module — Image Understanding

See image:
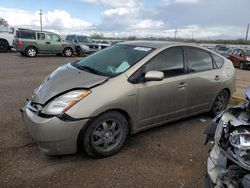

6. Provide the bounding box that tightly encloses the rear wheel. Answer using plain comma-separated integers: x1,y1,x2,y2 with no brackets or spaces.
83,111,128,158
25,47,37,57
0,39,9,53
63,48,73,57
210,90,229,117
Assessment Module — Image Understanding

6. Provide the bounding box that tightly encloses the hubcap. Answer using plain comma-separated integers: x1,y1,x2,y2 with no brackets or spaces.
28,49,36,56
91,120,122,152
65,49,72,56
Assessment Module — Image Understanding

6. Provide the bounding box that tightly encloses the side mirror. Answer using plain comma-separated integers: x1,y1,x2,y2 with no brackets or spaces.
144,70,164,82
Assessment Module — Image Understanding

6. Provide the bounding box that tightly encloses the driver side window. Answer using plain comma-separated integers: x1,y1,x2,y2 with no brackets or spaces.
144,47,185,77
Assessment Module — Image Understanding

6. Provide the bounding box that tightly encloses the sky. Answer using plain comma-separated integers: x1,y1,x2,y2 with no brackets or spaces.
0,0,249,39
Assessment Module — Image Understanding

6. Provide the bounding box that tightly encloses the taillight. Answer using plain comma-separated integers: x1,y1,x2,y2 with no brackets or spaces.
17,41,23,47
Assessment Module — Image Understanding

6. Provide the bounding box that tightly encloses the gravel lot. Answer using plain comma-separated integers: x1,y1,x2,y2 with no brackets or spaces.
0,52,249,188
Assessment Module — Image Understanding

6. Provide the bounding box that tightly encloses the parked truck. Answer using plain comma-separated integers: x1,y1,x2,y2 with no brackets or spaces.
0,27,15,52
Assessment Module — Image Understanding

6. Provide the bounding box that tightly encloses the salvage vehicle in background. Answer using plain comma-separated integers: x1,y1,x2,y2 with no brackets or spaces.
13,29,75,57
221,47,235,59
65,34,100,55
204,87,250,188
229,48,250,69
214,45,229,55
21,41,235,158
94,40,112,49
0,27,15,52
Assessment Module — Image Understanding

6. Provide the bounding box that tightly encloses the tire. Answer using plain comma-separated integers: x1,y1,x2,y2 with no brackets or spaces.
63,47,73,57
209,90,229,117
239,62,244,69
83,111,129,158
25,47,37,57
76,46,82,56
0,39,9,53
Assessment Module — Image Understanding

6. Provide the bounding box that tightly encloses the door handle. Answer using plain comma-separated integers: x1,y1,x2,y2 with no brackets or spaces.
46,42,50,44
214,75,221,81
178,82,187,89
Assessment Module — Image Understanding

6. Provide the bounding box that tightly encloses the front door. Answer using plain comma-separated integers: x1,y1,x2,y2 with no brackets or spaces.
137,47,188,128
46,33,63,53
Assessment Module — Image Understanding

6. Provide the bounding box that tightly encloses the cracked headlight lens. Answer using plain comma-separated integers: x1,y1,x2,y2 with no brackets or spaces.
229,128,250,150
41,90,90,115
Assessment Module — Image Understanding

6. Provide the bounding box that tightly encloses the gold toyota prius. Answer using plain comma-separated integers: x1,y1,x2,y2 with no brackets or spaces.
21,41,236,157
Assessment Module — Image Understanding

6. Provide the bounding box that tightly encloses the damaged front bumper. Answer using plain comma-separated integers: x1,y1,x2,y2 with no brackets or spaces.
206,144,250,188
20,101,89,155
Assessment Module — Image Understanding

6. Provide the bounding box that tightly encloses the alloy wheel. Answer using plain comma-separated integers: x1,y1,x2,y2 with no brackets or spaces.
213,92,228,114
91,120,123,152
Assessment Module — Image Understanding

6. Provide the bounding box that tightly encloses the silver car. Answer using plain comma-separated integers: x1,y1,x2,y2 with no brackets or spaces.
21,41,236,157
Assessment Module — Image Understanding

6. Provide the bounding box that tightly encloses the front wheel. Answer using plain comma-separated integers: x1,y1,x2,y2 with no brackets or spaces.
83,111,129,158
63,48,73,57
210,90,229,117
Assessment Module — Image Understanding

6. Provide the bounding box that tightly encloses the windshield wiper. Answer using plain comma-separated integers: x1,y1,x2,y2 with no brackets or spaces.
77,65,109,77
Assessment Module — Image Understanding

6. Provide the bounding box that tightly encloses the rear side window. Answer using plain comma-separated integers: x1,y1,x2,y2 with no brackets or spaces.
211,53,224,68
37,33,45,40
187,47,213,72
19,31,36,39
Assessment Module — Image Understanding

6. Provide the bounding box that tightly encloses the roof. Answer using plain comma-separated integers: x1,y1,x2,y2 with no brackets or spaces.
119,40,180,49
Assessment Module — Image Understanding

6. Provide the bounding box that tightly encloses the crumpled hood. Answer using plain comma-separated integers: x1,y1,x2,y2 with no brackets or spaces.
31,63,108,104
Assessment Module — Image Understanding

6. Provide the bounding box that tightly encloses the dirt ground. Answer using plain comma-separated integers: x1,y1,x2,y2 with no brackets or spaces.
234,68,250,98
0,52,249,188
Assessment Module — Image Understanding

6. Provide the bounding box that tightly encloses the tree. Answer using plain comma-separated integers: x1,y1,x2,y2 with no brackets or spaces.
90,32,104,39
127,36,137,40
0,17,8,27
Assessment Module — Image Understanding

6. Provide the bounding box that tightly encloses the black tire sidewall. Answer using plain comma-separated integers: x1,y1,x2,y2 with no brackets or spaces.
83,111,128,158
0,39,9,52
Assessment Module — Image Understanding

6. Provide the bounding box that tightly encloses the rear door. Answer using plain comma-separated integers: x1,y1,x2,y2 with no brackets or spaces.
184,46,222,114
36,32,47,52
46,33,63,53
137,46,188,128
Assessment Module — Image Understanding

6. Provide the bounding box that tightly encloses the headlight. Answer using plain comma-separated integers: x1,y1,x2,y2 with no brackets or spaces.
41,90,90,115
229,128,250,150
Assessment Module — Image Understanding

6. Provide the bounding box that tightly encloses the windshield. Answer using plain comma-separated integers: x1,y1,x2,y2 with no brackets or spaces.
73,44,154,77
77,36,93,43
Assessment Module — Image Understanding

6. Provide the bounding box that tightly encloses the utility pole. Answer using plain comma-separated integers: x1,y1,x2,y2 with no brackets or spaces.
39,9,43,31
174,29,178,39
245,23,249,41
